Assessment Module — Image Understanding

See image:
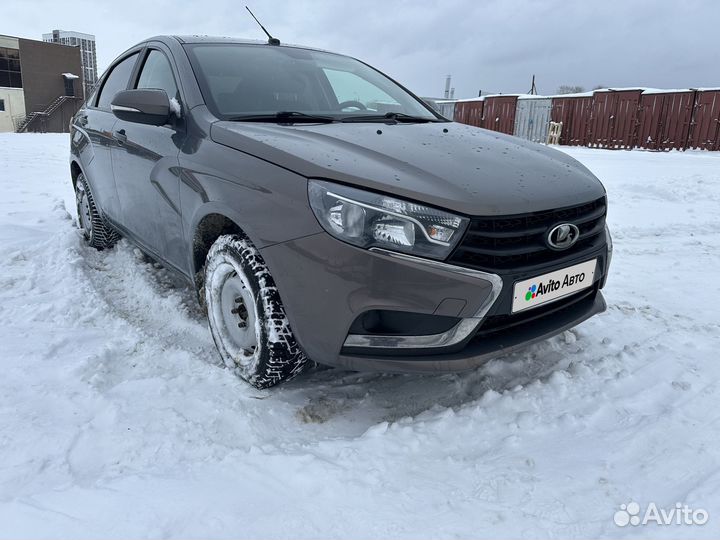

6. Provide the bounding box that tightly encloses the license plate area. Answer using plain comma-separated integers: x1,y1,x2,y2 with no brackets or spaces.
512,259,597,313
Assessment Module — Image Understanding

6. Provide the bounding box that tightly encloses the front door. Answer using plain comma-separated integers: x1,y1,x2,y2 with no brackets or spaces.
111,47,186,269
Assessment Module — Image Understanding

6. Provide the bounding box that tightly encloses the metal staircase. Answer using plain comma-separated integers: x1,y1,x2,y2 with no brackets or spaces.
15,95,79,133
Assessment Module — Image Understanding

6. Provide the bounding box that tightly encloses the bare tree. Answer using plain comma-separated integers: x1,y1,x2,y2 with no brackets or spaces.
556,85,586,95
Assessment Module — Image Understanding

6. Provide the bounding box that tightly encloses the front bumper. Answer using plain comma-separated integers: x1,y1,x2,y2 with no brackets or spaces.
259,231,609,372
335,289,606,372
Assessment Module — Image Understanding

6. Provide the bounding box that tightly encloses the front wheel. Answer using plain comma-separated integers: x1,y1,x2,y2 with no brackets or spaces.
204,234,308,388
75,173,120,250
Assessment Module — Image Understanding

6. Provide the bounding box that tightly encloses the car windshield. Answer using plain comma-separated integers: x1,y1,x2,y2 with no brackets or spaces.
184,43,441,122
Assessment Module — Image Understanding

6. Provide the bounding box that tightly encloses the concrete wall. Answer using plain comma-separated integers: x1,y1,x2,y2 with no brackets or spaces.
0,87,26,132
18,38,83,113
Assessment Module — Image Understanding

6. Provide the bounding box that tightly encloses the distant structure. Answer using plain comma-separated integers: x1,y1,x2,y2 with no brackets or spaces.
528,74,538,95
0,34,83,133
43,30,97,98
444,75,452,99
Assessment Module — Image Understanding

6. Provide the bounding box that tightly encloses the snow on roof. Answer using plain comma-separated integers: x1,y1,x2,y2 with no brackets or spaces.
544,91,595,99
593,87,646,93
62,73,79,79
642,88,694,94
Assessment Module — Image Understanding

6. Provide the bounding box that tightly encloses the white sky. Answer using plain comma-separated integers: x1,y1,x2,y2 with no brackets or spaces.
3,0,719,99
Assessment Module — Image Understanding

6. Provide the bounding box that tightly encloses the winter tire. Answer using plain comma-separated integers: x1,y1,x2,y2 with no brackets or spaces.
204,234,308,388
75,173,120,250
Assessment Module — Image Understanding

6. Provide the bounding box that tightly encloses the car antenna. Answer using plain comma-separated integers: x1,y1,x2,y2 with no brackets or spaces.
245,6,281,45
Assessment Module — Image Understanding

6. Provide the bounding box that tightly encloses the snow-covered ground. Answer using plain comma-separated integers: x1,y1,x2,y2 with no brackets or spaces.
0,133,718,539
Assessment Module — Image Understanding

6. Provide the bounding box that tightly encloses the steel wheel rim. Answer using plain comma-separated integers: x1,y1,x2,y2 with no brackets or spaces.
78,189,92,235
218,267,258,358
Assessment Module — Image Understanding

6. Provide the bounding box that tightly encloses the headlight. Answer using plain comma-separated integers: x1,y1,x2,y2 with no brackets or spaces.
308,180,468,259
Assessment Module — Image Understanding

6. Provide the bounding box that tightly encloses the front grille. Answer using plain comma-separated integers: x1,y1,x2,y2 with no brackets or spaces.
449,197,607,272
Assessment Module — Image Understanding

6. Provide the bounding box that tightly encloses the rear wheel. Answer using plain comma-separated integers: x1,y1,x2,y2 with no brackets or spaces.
75,173,120,250
204,234,308,388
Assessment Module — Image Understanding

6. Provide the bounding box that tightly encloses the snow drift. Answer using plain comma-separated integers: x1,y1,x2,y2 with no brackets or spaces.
0,134,718,539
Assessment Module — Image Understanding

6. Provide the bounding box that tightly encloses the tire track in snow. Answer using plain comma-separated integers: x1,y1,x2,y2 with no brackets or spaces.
77,239,219,364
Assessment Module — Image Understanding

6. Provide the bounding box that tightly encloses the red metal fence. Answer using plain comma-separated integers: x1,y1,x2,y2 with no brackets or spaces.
688,91,720,151
455,100,484,127
454,89,720,151
480,96,517,134
550,96,592,146
636,91,695,150
588,90,642,149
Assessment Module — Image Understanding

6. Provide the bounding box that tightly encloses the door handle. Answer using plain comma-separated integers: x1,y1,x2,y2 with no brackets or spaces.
114,129,127,144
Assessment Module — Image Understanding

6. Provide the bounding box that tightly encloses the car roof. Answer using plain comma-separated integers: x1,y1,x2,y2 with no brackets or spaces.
143,35,334,55
173,35,272,45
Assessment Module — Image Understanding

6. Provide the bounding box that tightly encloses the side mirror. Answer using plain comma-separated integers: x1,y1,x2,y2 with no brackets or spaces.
111,89,170,126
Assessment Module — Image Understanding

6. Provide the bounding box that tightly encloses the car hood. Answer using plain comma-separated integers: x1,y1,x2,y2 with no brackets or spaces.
211,121,606,216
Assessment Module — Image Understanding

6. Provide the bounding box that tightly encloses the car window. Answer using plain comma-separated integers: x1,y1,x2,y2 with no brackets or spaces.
184,44,437,121
96,53,139,109
136,50,178,100
322,68,400,113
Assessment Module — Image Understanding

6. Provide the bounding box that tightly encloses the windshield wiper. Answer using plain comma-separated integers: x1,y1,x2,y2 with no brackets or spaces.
340,112,441,123
226,111,336,124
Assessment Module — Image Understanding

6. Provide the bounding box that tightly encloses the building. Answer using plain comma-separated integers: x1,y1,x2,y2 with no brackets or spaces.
43,29,98,98
0,34,83,133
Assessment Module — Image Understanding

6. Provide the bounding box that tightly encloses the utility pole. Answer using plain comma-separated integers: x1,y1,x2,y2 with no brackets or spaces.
528,74,537,95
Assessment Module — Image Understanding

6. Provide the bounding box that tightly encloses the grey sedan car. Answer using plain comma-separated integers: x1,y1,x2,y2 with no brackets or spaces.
70,35,611,388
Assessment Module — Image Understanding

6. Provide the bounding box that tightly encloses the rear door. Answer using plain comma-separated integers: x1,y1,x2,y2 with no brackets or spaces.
79,52,140,221
110,45,187,268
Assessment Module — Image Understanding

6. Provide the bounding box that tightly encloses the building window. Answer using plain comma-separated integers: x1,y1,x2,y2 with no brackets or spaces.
0,47,22,88
0,99,5,111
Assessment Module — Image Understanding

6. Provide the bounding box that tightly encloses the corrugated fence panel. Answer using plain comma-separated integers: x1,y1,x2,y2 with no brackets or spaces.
688,90,720,151
550,99,572,145
453,102,466,124
661,92,696,149
588,90,642,148
551,97,592,146
614,91,642,148
481,96,517,135
637,92,696,150
636,93,664,149
454,101,483,127
437,102,456,121
588,92,614,147
514,98,552,143
469,101,484,127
